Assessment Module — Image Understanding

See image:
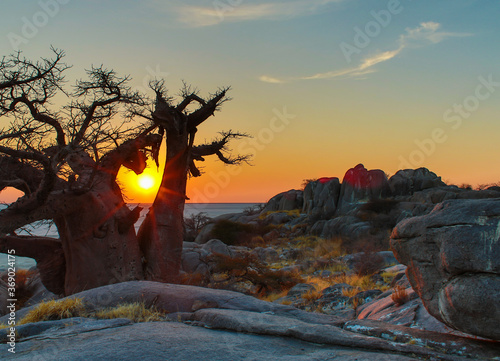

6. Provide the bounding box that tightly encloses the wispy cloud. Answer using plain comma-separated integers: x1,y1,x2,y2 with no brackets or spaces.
259,75,285,84
261,22,471,83
175,0,343,27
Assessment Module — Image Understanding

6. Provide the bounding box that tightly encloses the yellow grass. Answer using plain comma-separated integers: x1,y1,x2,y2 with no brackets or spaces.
18,298,164,325
301,289,323,302
305,276,331,291
94,302,163,322
20,298,86,325
260,289,289,303
312,237,344,259
341,287,360,298
258,209,301,220
380,271,398,284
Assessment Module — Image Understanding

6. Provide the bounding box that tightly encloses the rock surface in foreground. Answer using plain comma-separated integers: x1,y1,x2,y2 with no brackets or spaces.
391,198,500,340
2,281,499,360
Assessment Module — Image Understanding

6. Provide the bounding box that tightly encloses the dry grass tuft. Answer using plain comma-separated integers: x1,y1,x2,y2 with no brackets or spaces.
391,285,409,306
301,288,323,302
259,209,301,220
20,298,86,325
260,289,289,303
94,302,163,322
341,287,359,298
313,237,343,259
18,298,164,325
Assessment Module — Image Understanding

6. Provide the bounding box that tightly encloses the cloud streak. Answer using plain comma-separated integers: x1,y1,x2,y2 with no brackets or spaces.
260,22,471,83
175,0,343,27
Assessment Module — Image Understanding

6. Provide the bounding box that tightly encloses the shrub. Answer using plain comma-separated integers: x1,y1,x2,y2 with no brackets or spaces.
184,212,211,241
209,219,255,245
301,178,318,190
353,251,385,276
391,285,409,306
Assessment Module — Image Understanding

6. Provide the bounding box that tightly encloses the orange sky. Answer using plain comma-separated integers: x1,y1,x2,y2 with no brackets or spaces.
1,2,500,205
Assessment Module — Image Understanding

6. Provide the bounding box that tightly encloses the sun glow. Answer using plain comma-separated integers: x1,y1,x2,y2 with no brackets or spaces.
137,174,156,190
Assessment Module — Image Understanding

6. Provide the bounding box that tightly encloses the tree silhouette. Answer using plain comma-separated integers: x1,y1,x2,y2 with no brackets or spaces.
0,48,248,295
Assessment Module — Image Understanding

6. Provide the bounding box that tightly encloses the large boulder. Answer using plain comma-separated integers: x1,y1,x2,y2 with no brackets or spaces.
389,168,446,197
302,177,341,219
261,189,303,213
337,164,390,215
390,198,500,340
314,216,371,241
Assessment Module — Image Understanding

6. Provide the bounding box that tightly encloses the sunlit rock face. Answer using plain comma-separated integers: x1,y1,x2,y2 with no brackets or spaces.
391,198,500,340
337,164,390,215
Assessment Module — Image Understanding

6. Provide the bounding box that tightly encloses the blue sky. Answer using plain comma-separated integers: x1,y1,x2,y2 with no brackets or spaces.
1,0,499,202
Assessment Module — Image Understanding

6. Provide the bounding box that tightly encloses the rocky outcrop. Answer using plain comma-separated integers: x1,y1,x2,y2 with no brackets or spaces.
389,168,446,196
261,189,303,213
337,164,391,215
311,216,371,241
302,177,341,219
391,198,500,340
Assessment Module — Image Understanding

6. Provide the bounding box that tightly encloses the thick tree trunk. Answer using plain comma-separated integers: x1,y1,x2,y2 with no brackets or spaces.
139,131,189,283
57,190,144,295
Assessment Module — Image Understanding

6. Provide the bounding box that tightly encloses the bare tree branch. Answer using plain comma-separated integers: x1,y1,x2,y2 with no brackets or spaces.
187,87,230,129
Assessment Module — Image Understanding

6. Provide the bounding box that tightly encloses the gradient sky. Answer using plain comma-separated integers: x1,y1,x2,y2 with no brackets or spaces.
1,0,499,203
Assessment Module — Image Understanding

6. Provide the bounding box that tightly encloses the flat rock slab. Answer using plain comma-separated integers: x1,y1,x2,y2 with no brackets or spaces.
0,281,345,327
2,320,420,361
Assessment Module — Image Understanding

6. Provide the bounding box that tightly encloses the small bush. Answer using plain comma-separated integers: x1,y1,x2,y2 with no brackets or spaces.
94,302,163,322
209,219,255,245
301,178,318,190
184,212,211,241
353,251,385,276
391,285,409,306
20,298,86,324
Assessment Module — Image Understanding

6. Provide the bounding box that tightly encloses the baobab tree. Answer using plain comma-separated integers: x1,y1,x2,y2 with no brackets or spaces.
0,48,249,295
136,81,249,283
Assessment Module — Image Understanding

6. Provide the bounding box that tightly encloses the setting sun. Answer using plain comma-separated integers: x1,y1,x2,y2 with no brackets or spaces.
137,174,156,190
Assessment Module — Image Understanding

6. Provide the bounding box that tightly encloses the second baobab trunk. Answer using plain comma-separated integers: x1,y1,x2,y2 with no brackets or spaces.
138,83,250,282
